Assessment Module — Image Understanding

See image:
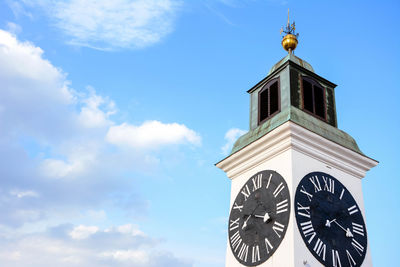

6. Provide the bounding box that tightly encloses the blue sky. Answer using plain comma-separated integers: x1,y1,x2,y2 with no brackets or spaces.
0,0,399,266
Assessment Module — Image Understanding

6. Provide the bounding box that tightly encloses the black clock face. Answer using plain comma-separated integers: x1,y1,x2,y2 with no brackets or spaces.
228,170,290,266
295,172,367,267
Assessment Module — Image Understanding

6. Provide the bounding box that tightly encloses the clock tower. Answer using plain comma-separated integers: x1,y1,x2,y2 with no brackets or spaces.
216,13,378,267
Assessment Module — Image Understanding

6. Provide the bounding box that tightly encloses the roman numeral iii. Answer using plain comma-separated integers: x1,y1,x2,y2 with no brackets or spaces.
352,222,365,236
276,199,288,214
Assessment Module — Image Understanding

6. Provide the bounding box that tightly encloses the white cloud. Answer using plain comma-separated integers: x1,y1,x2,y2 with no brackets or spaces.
106,224,145,236
221,128,246,155
106,121,201,149
0,30,71,101
0,29,75,143
40,142,98,179
16,0,181,50
5,22,22,34
69,225,99,240
100,249,149,264
0,28,198,266
0,29,200,229
0,224,191,267
10,190,39,198
78,87,116,128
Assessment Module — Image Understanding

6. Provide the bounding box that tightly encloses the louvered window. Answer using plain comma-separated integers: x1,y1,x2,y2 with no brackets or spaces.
258,78,280,125
302,76,326,120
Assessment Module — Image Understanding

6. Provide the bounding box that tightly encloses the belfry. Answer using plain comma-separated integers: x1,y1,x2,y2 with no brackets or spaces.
216,11,378,267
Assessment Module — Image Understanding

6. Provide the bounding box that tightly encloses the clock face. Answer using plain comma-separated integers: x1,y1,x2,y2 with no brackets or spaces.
295,172,367,267
228,170,290,266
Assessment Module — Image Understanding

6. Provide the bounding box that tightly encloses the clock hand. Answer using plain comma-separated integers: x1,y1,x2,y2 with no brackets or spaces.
242,215,252,230
325,218,336,227
243,203,268,230
254,212,272,223
326,218,353,237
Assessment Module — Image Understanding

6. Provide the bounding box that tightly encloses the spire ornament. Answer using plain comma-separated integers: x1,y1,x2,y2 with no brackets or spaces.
280,9,299,54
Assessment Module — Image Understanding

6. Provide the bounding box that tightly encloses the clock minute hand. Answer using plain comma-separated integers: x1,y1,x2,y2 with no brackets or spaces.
327,219,353,238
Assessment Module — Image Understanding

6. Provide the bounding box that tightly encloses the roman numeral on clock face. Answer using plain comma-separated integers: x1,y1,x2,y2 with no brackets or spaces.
313,238,326,261
300,185,313,202
272,221,285,238
264,237,273,254
352,222,365,236
233,202,243,212
322,176,335,193
295,172,367,267
332,249,342,267
252,174,262,191
241,185,251,201
251,245,260,263
348,205,359,215
346,249,356,266
229,170,290,264
276,199,288,214
273,182,285,198
296,202,310,218
351,238,364,256
230,231,242,252
266,173,273,189
309,175,322,192
238,243,249,262
339,188,345,200
300,220,316,244
229,218,240,231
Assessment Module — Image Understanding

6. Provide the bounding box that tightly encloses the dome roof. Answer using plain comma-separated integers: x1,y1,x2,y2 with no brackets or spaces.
269,53,314,75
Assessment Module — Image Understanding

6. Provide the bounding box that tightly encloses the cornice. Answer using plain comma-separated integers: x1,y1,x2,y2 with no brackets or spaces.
216,121,378,179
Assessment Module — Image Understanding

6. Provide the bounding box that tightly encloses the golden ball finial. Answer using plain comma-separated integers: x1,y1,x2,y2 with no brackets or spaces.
282,34,298,53
280,9,299,54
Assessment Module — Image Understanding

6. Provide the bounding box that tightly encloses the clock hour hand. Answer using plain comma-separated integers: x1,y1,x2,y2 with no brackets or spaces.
325,218,353,237
325,218,336,227
254,212,271,223
242,215,252,230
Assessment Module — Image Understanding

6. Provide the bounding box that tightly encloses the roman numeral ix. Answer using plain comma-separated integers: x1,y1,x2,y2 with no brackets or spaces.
296,202,310,218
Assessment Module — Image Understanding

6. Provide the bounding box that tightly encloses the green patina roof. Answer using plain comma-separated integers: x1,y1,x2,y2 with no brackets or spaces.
229,54,363,158
268,53,314,75
231,106,362,155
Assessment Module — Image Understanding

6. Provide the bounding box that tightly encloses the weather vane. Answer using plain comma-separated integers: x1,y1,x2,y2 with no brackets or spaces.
280,9,299,54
